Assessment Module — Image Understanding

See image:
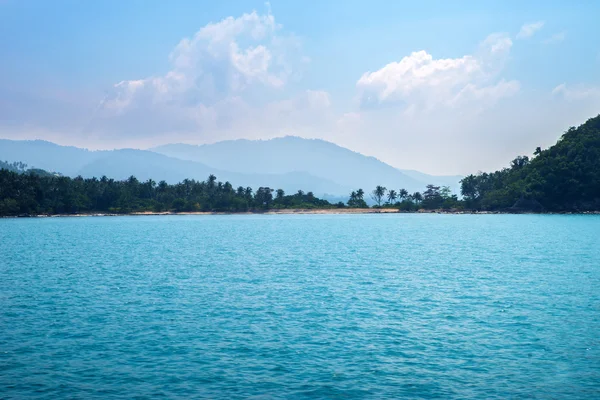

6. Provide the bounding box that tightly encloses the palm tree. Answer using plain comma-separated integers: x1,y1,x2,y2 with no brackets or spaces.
145,179,156,199
413,192,423,205
276,189,285,200
356,189,365,200
387,189,397,204
371,186,387,206
399,188,408,201
207,174,217,189
244,187,253,202
349,191,357,201
348,191,357,208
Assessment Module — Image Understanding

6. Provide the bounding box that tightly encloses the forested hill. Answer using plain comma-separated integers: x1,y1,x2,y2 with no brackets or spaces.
461,114,600,212
0,160,57,178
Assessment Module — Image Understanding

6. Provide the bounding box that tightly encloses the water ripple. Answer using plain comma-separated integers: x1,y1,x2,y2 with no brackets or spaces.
1,214,599,399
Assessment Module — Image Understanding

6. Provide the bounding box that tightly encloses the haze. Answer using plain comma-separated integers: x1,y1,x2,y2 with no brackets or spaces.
1,0,599,175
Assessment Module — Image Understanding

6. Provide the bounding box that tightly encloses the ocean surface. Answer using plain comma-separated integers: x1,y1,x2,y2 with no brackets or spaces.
1,214,599,399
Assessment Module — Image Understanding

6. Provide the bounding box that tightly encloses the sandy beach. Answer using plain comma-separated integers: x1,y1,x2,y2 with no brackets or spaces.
5,208,599,218
130,208,402,216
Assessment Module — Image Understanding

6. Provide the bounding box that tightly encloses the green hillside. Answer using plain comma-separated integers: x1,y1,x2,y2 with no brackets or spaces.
461,115,600,212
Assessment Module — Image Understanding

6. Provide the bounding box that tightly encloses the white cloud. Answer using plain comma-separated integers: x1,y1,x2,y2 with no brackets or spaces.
451,79,520,107
355,33,517,111
99,9,301,118
543,31,566,44
481,33,513,55
4,14,600,176
517,21,545,39
552,83,600,101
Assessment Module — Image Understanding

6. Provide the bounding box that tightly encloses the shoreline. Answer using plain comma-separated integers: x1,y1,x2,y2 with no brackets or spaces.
3,208,600,218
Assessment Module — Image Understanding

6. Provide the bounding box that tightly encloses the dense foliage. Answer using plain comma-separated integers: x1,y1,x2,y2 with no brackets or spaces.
2,114,598,216
460,114,600,212
0,171,342,216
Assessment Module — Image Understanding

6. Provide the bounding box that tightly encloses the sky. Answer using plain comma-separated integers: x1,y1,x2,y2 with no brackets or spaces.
0,0,599,175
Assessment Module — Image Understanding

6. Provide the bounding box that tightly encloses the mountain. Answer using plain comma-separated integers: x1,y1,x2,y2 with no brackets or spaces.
78,149,349,195
0,137,462,198
0,140,105,176
461,114,600,211
151,136,462,193
0,140,348,196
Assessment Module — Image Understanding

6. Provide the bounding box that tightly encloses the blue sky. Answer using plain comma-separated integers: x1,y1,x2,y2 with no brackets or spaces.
1,0,599,174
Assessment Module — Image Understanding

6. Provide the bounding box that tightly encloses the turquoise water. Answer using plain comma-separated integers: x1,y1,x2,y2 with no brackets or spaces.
1,214,599,399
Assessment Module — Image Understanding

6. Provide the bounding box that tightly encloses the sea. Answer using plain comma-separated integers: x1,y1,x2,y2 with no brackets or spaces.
1,214,599,399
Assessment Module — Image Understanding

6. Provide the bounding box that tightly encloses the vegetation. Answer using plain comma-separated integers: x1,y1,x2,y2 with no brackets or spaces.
347,189,368,208
0,160,57,178
1,114,599,216
0,169,344,216
371,185,387,206
460,114,600,212
363,184,458,212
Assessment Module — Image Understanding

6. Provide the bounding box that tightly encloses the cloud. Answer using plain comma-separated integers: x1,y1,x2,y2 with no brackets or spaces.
6,8,329,146
543,31,566,44
552,83,600,101
517,21,545,39
97,9,305,129
3,11,600,176
451,79,520,107
355,33,517,111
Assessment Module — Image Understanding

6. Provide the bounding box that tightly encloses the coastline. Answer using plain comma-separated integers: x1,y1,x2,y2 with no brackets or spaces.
3,208,600,218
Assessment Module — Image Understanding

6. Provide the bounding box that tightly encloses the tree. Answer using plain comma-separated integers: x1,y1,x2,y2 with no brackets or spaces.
458,114,600,211
207,174,217,190
440,186,452,199
412,192,423,205
421,184,442,209
398,188,408,201
510,155,530,169
356,189,365,200
254,187,274,209
276,189,285,200
460,175,479,200
349,191,357,203
371,186,387,206
387,189,397,204
347,190,368,208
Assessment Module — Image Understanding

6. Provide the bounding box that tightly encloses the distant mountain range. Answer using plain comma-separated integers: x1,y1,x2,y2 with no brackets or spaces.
151,137,462,194
0,137,462,199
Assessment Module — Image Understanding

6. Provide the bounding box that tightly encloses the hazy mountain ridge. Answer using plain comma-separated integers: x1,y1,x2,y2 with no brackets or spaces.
152,136,462,193
0,140,106,176
0,139,350,196
0,137,462,197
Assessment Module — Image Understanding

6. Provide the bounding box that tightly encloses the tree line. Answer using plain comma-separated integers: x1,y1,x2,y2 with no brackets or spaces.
350,184,459,211
1,114,598,215
0,163,459,216
459,114,600,212
0,169,344,216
